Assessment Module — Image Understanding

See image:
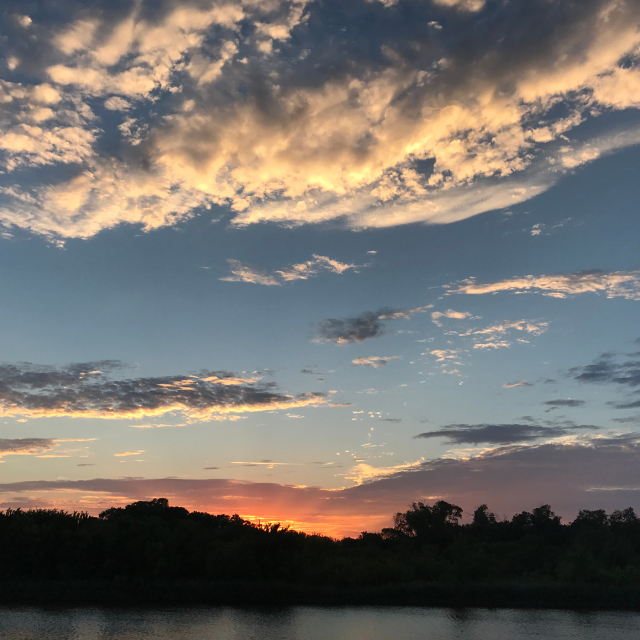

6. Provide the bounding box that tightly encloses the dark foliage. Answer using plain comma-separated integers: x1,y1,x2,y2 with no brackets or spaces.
2,498,640,588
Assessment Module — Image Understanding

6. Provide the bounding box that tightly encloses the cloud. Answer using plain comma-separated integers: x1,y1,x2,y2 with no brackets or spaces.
0,437,95,459
103,96,131,111
0,438,56,458
1,1,640,240
413,422,592,445
473,341,512,350
436,318,549,350
567,353,640,410
316,306,429,344
0,78,96,173
114,450,145,457
221,254,360,285
462,320,548,337
0,361,328,421
503,381,532,388
433,0,485,10
3,434,640,537
430,349,461,362
450,270,640,301
352,356,401,368
570,355,640,388
544,399,586,408
431,309,473,327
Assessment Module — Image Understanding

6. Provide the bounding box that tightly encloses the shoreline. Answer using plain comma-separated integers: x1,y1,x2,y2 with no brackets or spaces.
2,581,640,610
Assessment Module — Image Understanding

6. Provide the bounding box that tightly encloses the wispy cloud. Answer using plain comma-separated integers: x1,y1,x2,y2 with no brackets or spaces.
473,341,512,350
449,270,640,301
570,355,640,388
352,356,401,368
316,306,430,344
0,361,328,421
461,320,548,337
414,422,594,445
430,349,462,362
568,353,640,410
503,381,532,388
544,399,586,408
431,309,475,327
0,437,95,459
221,254,361,286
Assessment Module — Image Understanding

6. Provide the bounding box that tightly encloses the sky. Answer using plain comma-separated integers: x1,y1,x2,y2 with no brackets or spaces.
1,0,640,536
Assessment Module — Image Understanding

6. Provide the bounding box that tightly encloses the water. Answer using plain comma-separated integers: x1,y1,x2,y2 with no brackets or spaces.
1,607,639,640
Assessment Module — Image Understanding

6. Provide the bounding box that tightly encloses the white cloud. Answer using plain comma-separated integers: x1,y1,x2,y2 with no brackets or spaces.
0,80,94,172
431,309,474,326
1,1,640,240
104,96,131,111
474,341,511,350
221,254,360,285
430,349,461,362
450,270,640,301
503,381,532,388
352,356,401,368
461,319,549,337
433,0,485,11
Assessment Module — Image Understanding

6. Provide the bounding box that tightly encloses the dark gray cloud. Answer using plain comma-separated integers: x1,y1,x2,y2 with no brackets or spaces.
570,356,640,387
570,354,640,409
316,306,428,344
610,400,640,410
414,422,593,445
0,438,55,456
317,312,385,344
544,399,586,408
612,415,640,424
0,361,327,420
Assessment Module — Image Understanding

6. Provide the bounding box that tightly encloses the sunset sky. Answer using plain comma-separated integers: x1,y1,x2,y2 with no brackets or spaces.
2,0,640,536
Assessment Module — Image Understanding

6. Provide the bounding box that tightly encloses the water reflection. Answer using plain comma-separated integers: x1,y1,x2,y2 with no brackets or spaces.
1,607,639,640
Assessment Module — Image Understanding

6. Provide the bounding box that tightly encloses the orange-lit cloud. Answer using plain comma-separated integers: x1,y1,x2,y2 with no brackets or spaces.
3,433,639,537
221,254,361,285
0,361,329,421
2,1,640,240
449,270,640,301
0,437,96,460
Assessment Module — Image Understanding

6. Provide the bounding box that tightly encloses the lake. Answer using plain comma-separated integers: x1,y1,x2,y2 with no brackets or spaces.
1,607,640,639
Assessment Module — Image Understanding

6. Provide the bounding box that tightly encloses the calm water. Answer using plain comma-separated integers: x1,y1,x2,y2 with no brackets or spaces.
1,607,639,640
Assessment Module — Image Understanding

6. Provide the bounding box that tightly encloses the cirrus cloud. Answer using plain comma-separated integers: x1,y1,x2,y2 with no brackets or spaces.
352,356,401,368
220,254,361,285
449,270,640,301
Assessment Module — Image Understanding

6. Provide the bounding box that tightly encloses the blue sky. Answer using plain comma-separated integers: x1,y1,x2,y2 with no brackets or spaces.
1,0,640,535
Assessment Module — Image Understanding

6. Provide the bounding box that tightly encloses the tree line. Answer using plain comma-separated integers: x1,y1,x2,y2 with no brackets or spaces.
2,498,640,586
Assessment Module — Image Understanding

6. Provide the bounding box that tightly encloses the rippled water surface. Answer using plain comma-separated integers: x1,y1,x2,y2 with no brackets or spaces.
1,607,640,640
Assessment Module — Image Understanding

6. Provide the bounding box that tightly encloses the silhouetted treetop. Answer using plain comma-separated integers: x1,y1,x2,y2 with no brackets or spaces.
2,498,640,586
